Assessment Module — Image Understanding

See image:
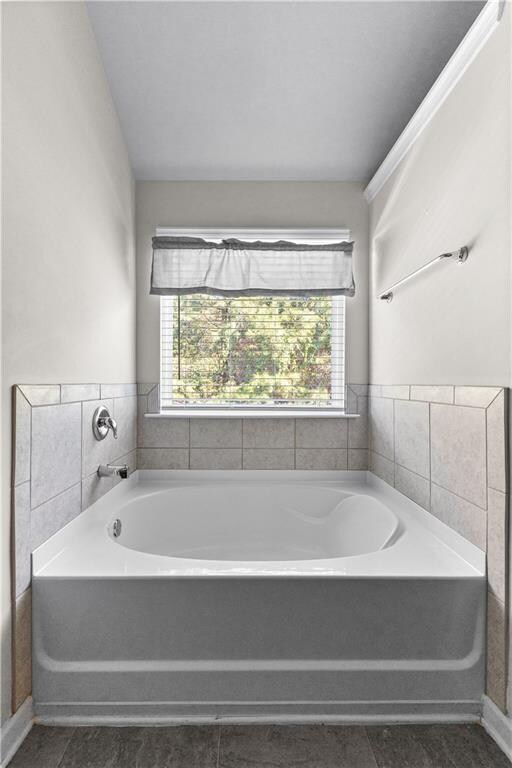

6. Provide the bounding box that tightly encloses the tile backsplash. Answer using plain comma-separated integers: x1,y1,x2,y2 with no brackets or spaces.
11,383,137,709
136,383,369,471
368,383,509,712
11,380,510,717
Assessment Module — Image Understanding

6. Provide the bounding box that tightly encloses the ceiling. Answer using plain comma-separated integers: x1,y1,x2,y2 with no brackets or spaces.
87,1,484,182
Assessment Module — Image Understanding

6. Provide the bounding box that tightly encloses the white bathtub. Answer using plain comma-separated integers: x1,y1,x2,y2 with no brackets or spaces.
33,470,485,724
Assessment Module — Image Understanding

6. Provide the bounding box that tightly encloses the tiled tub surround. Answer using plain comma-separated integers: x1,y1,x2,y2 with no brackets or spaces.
368,385,509,712
137,383,369,471
11,384,138,711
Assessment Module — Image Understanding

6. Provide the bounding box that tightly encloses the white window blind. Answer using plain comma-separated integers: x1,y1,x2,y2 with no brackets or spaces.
159,229,348,411
161,295,345,409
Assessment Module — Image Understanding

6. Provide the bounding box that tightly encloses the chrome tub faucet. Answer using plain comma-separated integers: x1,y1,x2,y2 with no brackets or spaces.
97,464,129,479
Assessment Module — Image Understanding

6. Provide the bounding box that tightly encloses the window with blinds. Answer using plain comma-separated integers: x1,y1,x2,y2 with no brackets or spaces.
160,294,345,409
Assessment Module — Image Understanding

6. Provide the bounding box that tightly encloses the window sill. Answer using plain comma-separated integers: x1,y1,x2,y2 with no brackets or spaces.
145,409,360,419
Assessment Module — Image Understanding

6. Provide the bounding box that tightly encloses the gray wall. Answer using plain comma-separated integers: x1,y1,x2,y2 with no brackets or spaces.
369,6,511,386
1,1,136,729
367,6,512,716
136,181,369,386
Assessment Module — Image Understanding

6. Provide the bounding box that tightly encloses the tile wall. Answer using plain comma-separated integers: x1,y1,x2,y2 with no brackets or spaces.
11,381,510,719
368,384,509,711
11,384,137,710
136,383,369,471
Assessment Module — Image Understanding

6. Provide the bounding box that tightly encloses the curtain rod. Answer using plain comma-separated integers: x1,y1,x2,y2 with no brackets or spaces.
378,247,469,302
155,227,351,242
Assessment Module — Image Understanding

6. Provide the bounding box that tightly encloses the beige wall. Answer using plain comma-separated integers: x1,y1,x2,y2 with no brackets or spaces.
1,1,136,726
136,181,369,386
369,7,511,386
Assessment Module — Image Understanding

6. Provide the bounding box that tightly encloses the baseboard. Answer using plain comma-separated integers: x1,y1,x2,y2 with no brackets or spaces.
0,697,33,768
481,695,512,761
35,699,481,727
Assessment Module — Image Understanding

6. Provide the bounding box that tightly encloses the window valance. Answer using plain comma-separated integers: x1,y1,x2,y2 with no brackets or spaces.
150,236,355,297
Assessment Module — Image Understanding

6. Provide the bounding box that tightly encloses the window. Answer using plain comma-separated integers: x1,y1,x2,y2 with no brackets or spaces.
159,230,348,411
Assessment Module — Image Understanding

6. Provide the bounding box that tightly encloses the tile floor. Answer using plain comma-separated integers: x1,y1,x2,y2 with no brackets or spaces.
8,723,512,767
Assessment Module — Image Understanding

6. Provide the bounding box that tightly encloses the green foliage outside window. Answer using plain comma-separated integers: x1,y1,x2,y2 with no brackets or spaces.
167,295,341,406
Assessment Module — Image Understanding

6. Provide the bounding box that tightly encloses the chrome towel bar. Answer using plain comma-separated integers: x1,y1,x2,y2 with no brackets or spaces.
378,246,469,302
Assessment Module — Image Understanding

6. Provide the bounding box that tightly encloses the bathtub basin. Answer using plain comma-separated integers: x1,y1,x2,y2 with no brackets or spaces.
114,485,400,561
32,470,485,724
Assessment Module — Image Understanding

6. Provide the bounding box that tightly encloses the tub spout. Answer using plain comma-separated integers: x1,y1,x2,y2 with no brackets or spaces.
97,464,129,479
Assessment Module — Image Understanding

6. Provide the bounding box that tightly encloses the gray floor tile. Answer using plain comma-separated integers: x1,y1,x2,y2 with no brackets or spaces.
415,724,512,768
57,727,146,767
366,724,512,768
218,725,378,768
9,723,512,768
9,726,75,768
56,725,219,768
366,725,444,768
134,726,219,767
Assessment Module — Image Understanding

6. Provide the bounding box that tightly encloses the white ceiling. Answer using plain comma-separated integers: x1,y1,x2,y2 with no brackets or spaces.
87,1,484,181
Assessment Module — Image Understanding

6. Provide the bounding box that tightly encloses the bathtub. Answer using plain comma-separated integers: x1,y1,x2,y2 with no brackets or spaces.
32,470,485,724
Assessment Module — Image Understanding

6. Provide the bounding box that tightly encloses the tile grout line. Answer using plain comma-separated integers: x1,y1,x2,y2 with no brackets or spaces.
428,401,432,513
216,724,222,768
363,726,381,768
429,479,488,513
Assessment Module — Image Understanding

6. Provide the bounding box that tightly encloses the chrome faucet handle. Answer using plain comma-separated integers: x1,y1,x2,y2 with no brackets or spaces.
93,406,119,441
105,416,118,439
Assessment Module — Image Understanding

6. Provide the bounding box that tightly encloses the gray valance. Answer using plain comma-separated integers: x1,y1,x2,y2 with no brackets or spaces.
150,236,355,297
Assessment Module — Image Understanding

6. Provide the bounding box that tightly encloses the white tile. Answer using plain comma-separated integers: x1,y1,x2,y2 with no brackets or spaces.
345,387,358,414
394,400,430,478
487,488,507,603
14,483,31,598
190,448,242,469
61,384,100,403
137,382,158,395
295,418,348,448
454,386,502,408
394,465,430,510
30,484,81,550
381,385,410,400
347,384,368,396
100,383,137,399
242,449,295,470
295,449,347,470
113,396,137,456
13,387,31,486
348,449,368,470
369,397,394,460
348,398,368,449
81,472,117,512
243,419,294,448
190,419,242,448
369,451,394,485
147,385,160,413
430,483,486,550
19,384,60,406
81,399,116,478
138,406,189,448
31,403,82,508
137,448,189,470
410,385,454,404
487,390,507,493
430,403,487,508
